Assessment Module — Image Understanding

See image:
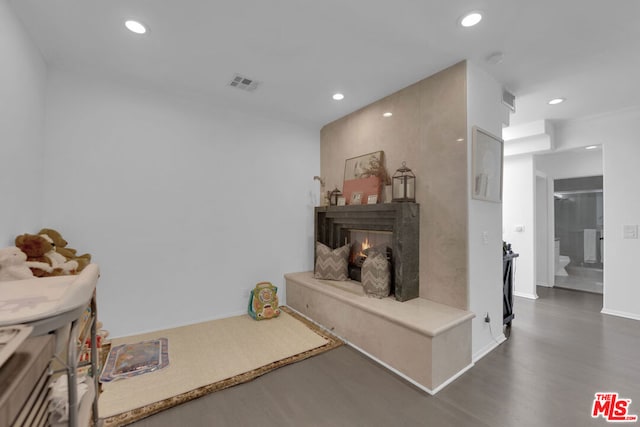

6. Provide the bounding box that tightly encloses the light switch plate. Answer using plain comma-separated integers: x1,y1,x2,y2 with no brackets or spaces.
623,225,638,239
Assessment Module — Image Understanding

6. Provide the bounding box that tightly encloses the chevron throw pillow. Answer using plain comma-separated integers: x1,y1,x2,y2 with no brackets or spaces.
362,251,391,298
315,242,350,280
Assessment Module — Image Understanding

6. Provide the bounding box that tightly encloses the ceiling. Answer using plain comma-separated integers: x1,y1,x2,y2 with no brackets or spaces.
10,0,640,129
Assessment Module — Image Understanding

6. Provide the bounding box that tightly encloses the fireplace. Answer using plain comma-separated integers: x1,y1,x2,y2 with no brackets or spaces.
347,229,393,282
315,204,419,301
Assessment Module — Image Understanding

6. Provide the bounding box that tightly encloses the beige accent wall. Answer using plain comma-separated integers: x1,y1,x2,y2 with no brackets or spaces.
320,61,468,310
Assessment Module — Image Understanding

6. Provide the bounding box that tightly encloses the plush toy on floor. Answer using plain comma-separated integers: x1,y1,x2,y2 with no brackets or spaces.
248,282,281,320
0,246,37,281
15,233,79,277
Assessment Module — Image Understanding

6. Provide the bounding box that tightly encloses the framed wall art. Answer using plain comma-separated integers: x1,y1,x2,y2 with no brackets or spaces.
343,151,388,204
471,126,503,203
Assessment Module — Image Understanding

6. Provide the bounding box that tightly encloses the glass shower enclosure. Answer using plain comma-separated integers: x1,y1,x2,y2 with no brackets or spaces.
554,176,603,293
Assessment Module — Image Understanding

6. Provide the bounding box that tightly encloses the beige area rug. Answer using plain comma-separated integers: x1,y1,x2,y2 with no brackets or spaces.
99,307,342,426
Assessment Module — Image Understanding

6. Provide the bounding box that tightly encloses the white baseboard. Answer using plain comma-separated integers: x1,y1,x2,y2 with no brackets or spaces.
514,291,538,300
345,340,474,395
601,308,640,321
429,361,475,395
111,308,247,339
473,334,507,363
285,305,336,334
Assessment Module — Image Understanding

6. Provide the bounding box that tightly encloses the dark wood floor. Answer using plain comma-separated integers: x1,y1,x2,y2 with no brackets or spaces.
130,287,639,427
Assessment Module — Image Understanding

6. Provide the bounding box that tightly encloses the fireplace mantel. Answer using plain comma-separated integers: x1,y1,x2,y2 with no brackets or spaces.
315,203,419,301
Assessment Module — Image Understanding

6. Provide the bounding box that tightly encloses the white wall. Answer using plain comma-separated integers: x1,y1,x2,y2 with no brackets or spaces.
466,62,508,359
556,109,640,320
536,148,603,179
503,154,537,299
42,69,320,337
503,120,554,156
535,174,549,286
0,0,46,243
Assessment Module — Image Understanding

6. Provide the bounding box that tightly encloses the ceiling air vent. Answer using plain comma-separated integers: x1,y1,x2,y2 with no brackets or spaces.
228,73,260,92
502,89,516,113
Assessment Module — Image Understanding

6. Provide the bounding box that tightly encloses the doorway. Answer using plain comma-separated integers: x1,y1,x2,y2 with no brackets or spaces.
553,176,603,294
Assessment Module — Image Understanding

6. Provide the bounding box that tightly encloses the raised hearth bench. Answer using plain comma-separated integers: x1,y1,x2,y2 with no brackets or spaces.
285,271,475,394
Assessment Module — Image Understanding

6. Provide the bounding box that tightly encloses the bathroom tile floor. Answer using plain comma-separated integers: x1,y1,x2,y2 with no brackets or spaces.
555,273,603,294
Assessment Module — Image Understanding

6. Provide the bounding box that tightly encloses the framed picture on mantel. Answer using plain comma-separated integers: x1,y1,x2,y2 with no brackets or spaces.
472,127,503,203
350,191,363,205
343,151,385,205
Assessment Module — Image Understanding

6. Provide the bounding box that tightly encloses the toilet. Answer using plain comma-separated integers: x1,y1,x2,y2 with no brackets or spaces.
555,239,570,276
556,255,570,276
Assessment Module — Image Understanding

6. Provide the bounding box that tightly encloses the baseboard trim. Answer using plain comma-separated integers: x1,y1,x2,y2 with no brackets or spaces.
344,341,435,395
112,309,248,339
514,291,538,300
345,340,474,396
285,306,474,395
473,334,507,363
601,308,640,321
285,305,338,336
429,361,475,395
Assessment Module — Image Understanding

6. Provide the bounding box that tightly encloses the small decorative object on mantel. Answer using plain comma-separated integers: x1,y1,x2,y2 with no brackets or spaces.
392,162,416,203
383,184,393,203
329,187,343,206
313,176,328,206
350,191,363,205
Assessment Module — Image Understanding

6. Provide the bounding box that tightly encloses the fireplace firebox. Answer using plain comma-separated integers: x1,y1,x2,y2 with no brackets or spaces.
315,204,419,301
347,229,393,282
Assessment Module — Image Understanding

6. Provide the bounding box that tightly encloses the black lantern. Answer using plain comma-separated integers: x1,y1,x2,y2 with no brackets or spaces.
392,162,416,202
329,187,343,206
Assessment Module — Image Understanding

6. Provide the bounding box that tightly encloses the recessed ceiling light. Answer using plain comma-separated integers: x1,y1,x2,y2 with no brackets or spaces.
383,112,393,117
585,145,598,150
460,12,482,27
456,138,465,142
125,20,147,34
548,98,565,105
332,93,344,101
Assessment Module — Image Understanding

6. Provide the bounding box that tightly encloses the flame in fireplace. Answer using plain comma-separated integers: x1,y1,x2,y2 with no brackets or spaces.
359,237,371,257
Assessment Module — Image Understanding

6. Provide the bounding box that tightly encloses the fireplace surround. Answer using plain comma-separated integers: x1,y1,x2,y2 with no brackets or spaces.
315,203,419,301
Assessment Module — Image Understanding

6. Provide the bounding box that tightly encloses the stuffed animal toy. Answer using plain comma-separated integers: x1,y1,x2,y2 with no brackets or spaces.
14,234,53,277
38,228,91,272
0,246,36,281
15,233,78,277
